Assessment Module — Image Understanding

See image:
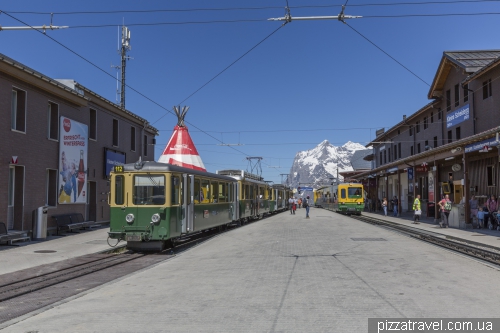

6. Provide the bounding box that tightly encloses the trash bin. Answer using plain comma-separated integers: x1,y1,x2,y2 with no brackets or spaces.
427,202,435,218
32,206,48,240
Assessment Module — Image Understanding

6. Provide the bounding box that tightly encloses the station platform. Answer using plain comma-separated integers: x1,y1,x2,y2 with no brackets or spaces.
0,225,116,276
362,210,500,251
2,208,500,332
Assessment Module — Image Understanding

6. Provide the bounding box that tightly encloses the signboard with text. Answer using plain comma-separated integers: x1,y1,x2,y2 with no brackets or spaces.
104,148,126,178
446,104,470,128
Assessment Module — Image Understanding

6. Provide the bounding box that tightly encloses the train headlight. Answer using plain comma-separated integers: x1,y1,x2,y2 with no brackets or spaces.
151,213,161,224
125,213,135,224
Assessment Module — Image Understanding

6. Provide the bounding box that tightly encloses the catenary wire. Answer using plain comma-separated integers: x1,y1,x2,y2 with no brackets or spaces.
4,0,500,15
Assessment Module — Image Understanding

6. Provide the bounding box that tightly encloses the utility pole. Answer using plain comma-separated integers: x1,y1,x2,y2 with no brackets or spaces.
119,26,132,109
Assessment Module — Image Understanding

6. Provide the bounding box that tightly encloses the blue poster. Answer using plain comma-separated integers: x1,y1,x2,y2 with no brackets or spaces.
407,167,414,181
105,149,126,177
446,104,470,128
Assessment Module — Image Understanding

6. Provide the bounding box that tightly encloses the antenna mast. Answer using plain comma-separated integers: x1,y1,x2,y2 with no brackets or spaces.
120,25,132,109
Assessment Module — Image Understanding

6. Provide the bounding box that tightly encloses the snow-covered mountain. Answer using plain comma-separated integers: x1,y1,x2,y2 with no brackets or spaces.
286,140,366,189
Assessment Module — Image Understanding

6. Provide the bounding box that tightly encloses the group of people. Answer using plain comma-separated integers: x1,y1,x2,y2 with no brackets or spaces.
469,194,498,229
288,196,310,218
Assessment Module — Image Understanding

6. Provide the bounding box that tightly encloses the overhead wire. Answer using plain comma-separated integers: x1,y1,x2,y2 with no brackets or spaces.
4,0,500,15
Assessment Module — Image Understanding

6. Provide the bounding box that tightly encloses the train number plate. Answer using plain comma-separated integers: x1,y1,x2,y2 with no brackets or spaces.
126,235,141,242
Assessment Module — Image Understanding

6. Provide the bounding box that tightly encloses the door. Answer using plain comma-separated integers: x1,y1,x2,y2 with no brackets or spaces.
11,166,25,230
181,174,194,233
7,167,14,229
87,181,97,222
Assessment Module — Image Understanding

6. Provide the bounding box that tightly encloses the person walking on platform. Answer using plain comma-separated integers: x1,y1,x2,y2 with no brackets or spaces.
413,194,421,224
289,197,294,215
292,197,297,214
438,194,452,228
304,196,310,219
382,198,388,216
391,196,399,217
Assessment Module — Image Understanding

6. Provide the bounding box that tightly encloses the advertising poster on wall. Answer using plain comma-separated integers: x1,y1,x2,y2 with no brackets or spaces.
58,117,88,204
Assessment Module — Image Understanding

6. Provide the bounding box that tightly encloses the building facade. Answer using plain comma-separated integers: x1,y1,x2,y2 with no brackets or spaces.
355,50,500,226
1,53,158,233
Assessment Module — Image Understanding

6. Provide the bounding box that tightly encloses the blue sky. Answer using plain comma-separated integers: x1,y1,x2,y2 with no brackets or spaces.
1,0,499,184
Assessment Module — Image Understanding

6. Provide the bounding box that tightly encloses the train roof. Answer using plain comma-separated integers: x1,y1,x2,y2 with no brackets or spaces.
120,160,236,182
216,169,268,185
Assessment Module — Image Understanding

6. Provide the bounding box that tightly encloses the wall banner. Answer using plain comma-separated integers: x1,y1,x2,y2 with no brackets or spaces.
58,117,88,204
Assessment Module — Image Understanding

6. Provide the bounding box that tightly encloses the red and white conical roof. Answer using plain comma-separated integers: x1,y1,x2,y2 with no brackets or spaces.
158,106,206,172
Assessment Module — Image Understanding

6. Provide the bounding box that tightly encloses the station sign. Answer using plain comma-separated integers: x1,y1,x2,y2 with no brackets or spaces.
446,104,470,128
297,187,313,192
465,137,499,153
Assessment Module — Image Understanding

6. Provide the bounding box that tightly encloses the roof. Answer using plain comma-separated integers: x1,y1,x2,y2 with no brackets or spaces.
350,149,373,170
428,50,500,99
122,160,236,182
463,55,500,85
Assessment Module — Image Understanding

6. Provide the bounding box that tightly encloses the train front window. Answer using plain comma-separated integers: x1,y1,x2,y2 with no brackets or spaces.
114,175,125,205
133,174,165,205
348,188,362,198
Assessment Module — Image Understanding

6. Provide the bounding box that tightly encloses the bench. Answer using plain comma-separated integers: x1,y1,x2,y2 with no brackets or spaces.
0,222,30,245
52,213,95,235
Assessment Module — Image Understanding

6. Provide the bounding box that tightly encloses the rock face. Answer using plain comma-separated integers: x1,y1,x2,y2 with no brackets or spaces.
286,140,366,189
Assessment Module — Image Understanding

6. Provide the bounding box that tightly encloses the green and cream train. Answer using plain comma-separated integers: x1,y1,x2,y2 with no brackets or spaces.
108,160,290,251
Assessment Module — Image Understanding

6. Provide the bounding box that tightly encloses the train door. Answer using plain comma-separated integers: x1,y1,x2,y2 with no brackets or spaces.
232,182,239,221
181,174,194,233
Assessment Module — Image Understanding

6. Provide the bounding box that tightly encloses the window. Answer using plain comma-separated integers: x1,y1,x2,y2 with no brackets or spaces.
112,119,119,146
89,109,97,140
423,117,428,130
143,135,148,156
201,179,210,203
397,130,400,135
388,148,391,162
11,88,26,132
438,109,442,120
416,121,420,133
114,175,125,205
454,84,459,107
410,146,414,156
456,127,461,140
446,89,451,111
48,102,59,140
483,79,492,99
394,146,397,160
379,151,383,166
133,175,165,205
211,181,219,203
463,83,469,103
244,184,249,200
409,126,413,136
487,166,495,186
424,140,428,150
130,127,136,151
340,188,346,199
384,150,387,164
417,143,421,154
171,176,180,205
434,136,438,148
218,182,228,203
46,169,58,207
398,143,401,158
430,112,434,123
448,130,452,144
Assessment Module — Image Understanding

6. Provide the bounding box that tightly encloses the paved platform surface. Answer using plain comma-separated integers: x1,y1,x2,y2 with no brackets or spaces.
2,208,500,332
0,226,116,275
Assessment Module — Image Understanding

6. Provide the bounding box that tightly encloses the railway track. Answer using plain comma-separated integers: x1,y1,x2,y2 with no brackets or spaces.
350,214,500,266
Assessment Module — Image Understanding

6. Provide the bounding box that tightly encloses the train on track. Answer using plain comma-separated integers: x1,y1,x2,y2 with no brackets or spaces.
107,160,292,251
314,183,365,215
